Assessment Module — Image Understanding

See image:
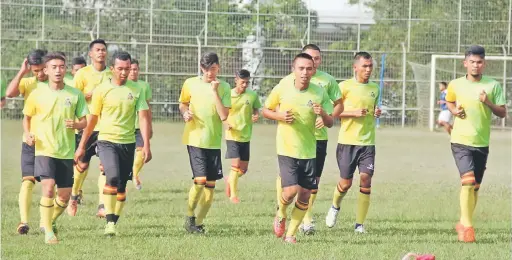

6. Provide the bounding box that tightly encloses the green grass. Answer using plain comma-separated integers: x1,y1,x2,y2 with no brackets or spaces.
1,120,511,259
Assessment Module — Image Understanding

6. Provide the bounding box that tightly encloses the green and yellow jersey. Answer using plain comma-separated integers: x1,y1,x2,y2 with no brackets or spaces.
132,80,152,130
225,88,261,142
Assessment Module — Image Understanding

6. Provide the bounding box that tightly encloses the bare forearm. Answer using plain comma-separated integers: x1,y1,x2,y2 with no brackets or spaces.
79,116,97,149
446,102,457,115
262,108,281,121
332,101,344,118
75,117,87,130
139,112,151,148
321,112,333,128
6,71,24,98
485,102,506,118
213,93,229,121
23,116,31,135
179,103,189,115
339,110,358,118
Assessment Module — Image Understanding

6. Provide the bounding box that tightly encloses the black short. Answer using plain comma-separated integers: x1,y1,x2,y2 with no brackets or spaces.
75,130,99,163
451,143,489,184
225,140,250,161
278,155,317,190
21,142,36,179
97,141,136,185
315,140,328,178
336,144,376,179
187,146,223,181
135,129,144,148
34,156,74,188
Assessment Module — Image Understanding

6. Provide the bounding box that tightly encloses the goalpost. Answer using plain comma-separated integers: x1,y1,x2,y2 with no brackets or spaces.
428,54,512,131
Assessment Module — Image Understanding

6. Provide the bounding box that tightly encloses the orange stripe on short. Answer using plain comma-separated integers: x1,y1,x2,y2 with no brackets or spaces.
231,166,241,172
194,177,207,185
311,189,318,194
75,165,85,173
117,192,126,201
103,185,117,195
461,175,476,185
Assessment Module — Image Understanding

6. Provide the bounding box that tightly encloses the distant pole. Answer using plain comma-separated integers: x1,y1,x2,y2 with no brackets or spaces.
377,53,386,128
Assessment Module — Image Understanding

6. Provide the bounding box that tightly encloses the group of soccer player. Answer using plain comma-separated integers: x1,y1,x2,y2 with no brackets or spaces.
3,40,506,245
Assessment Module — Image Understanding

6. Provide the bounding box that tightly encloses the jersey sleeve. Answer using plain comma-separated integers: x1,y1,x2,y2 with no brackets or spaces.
445,82,456,102
328,77,342,102
321,89,334,114
338,81,347,100
264,85,280,110
73,71,85,91
178,80,191,103
90,87,103,116
75,92,89,118
253,93,262,109
221,84,231,108
19,78,29,96
136,90,149,112
22,91,36,116
491,82,506,106
145,82,153,100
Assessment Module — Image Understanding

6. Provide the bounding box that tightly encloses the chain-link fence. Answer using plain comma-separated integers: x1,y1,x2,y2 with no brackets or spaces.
1,0,511,128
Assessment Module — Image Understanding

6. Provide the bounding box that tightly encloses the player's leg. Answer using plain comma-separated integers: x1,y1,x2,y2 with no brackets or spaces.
111,143,135,230
97,141,121,236
195,148,224,232
132,129,145,190
283,158,316,243
302,140,327,234
96,164,106,218
51,159,74,234
17,143,36,234
472,147,488,214
451,143,477,242
185,146,208,233
354,145,375,233
273,155,299,238
326,144,357,228
438,111,453,135
226,141,250,203
35,156,59,244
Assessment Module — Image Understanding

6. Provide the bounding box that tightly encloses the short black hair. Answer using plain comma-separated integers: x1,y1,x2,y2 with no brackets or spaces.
42,52,66,65
302,44,321,52
465,45,485,58
131,58,140,66
72,56,87,66
200,52,219,69
440,82,448,87
55,51,66,58
236,69,250,79
292,53,314,64
27,49,48,66
89,39,107,50
354,52,372,63
110,51,131,67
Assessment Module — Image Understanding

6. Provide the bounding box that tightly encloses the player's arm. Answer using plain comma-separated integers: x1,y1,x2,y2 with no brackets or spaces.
137,91,152,163
480,85,506,118
445,83,466,118
73,71,89,100
262,86,293,123
7,59,30,98
75,90,101,161
22,94,36,145
211,81,229,121
178,80,194,122
316,90,334,128
252,95,262,122
68,93,89,130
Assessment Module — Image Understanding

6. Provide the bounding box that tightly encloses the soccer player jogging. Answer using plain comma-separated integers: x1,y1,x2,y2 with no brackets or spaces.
325,52,382,233
224,69,261,204
276,44,342,235
445,45,506,243
264,53,333,244
68,39,112,217
128,58,153,190
75,51,152,236
23,53,89,244
179,52,231,234
63,56,87,87
437,81,453,134
6,49,49,235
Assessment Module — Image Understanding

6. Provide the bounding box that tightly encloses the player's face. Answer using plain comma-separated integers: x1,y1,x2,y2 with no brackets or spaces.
89,43,107,63
201,64,220,82
44,59,66,84
303,49,321,69
71,64,86,76
292,57,315,86
129,64,139,81
463,55,485,77
354,58,373,81
30,64,47,82
235,77,250,93
438,84,446,91
110,59,131,84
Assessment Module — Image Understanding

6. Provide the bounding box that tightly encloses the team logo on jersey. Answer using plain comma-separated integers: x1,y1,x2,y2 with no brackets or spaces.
307,100,313,107
245,100,250,105
64,97,72,107
127,93,134,100
370,92,375,98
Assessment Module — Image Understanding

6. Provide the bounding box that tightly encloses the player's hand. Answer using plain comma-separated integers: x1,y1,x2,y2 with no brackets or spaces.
25,133,35,146
374,107,382,118
211,80,220,92
142,147,152,163
252,113,259,123
224,121,233,130
479,90,490,104
85,92,93,100
313,103,324,115
281,109,294,124
454,104,466,119
65,119,77,129
315,117,324,129
354,108,368,117
74,147,85,163
183,110,193,122
19,59,30,75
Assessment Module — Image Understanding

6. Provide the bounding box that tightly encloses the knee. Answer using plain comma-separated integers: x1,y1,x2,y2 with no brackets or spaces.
282,186,297,201
42,183,55,198
359,173,372,188
77,161,90,171
58,192,71,203
338,179,352,191
297,189,311,203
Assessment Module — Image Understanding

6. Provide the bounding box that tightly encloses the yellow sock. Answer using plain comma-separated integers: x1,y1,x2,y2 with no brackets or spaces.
187,177,206,217
133,149,145,179
303,190,317,225
39,197,54,233
19,179,35,223
332,182,347,209
460,185,475,227
285,200,308,237
72,166,88,197
115,192,126,220
355,187,371,225
277,194,292,219
229,167,240,199
473,184,480,214
98,174,106,205
276,176,282,206
51,197,68,222
103,185,117,216
196,182,215,226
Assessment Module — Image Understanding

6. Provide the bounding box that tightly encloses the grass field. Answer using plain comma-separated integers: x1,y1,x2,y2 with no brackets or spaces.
1,120,511,259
